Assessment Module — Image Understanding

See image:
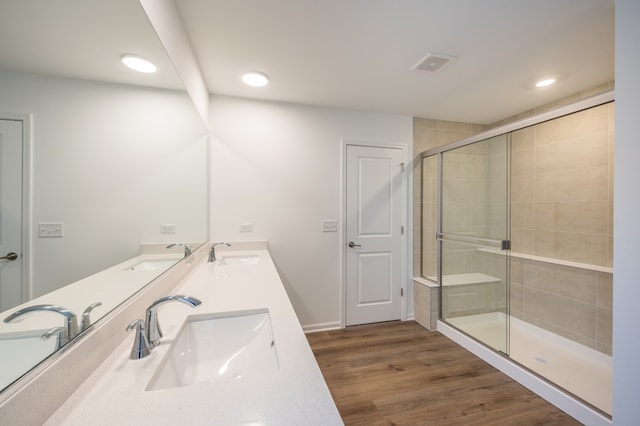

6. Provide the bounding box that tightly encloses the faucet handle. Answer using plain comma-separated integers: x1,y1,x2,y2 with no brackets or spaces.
41,327,65,350
166,243,192,258
126,319,152,360
80,302,102,332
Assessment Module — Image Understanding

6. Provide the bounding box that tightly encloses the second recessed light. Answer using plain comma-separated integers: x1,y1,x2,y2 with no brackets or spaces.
242,72,269,87
535,78,556,88
122,55,157,73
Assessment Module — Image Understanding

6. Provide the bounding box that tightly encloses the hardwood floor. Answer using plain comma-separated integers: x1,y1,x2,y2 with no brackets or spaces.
307,321,581,425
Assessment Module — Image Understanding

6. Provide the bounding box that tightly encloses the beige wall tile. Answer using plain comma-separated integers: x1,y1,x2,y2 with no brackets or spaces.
414,282,427,309
510,281,524,319
524,287,597,340
523,261,597,304
510,258,525,284
511,126,535,151
511,202,535,229
434,129,473,148
534,201,608,234
535,166,608,202
525,315,597,350
511,175,535,203
413,117,434,129
433,119,478,132
511,148,535,177
511,229,535,254
534,231,608,266
597,306,613,349
597,272,613,310
534,132,608,174
535,104,608,145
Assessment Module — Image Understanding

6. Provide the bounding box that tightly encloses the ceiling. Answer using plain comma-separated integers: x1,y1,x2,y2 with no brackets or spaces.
0,0,614,125
175,0,615,124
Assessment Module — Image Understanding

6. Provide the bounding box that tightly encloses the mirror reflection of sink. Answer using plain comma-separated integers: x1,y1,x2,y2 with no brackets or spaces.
125,258,179,271
0,330,57,389
146,309,278,391
219,255,260,265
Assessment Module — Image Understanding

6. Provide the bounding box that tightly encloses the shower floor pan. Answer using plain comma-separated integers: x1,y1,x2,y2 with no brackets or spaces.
447,312,612,415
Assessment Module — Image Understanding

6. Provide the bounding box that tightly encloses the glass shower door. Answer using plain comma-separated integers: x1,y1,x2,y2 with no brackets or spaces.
438,134,510,353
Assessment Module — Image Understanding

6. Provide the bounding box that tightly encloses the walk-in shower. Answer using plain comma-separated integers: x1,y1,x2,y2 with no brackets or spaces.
420,91,614,421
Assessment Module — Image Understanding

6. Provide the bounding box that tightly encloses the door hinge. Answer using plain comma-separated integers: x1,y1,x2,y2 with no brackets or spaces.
401,225,404,235
401,288,404,297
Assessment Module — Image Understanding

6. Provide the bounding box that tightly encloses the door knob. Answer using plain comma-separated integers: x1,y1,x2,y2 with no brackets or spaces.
0,252,17,261
348,242,362,248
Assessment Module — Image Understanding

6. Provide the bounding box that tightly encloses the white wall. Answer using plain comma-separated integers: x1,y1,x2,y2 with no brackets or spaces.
613,1,640,423
209,95,413,329
0,71,208,298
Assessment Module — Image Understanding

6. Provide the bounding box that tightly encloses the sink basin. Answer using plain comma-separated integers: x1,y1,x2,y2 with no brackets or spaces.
0,330,57,389
146,309,278,391
125,258,179,271
219,255,259,265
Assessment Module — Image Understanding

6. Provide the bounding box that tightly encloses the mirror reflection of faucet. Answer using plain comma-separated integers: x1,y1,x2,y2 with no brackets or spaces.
41,327,65,350
166,243,192,258
80,302,103,332
4,304,79,347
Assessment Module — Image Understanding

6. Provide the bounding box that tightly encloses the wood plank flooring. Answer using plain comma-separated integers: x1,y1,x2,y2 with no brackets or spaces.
307,321,581,425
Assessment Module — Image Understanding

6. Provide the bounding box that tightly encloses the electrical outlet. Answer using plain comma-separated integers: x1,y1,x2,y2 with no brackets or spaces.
161,224,177,234
322,220,338,232
38,222,64,238
239,223,253,233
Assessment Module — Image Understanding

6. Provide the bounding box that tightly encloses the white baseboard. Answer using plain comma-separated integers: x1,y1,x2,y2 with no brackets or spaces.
302,321,342,333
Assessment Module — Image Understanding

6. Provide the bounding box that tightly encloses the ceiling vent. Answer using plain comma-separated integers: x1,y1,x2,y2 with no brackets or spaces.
412,53,457,73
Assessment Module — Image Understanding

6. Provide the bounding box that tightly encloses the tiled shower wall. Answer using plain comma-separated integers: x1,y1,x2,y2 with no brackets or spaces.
412,119,486,329
413,118,486,278
507,100,614,355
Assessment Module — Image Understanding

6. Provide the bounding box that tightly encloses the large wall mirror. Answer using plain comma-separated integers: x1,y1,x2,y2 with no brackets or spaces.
0,0,208,392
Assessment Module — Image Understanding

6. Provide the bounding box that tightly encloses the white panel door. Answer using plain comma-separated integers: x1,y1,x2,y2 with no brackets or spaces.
345,145,403,326
0,120,24,311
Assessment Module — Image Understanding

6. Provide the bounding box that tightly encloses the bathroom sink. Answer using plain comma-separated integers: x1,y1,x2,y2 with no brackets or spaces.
218,255,260,265
125,258,179,271
146,309,278,391
0,330,58,389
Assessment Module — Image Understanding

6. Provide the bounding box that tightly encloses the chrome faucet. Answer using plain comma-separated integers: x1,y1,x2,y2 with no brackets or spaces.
145,295,201,347
208,242,231,262
4,304,79,346
166,243,192,258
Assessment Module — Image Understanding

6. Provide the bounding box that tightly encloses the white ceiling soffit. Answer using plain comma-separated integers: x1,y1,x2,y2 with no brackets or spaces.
175,0,614,124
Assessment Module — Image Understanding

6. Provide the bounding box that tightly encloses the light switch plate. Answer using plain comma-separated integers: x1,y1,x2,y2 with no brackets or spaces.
161,224,177,234
322,220,338,232
38,222,64,238
239,223,253,233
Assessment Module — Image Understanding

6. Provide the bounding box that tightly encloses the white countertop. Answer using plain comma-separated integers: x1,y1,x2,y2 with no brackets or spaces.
44,248,343,426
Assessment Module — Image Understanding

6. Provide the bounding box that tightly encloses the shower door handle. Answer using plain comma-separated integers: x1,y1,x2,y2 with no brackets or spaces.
348,241,362,248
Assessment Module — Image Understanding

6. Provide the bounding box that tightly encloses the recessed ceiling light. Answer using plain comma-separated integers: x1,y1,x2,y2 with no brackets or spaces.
242,72,269,87
535,78,556,88
121,55,157,73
